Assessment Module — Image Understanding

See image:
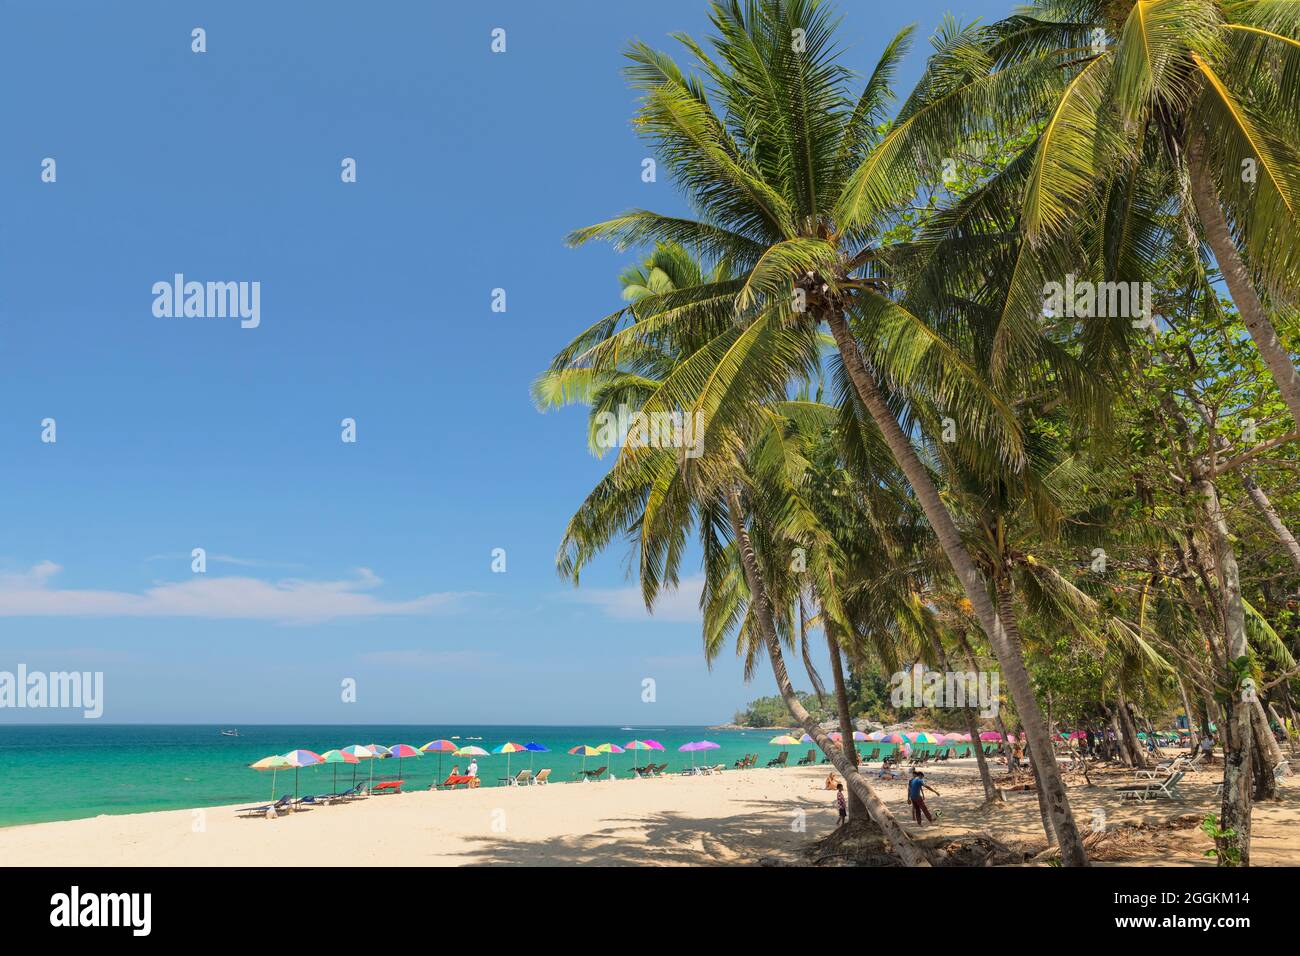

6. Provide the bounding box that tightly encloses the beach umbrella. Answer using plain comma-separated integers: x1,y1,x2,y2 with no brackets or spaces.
769,734,800,745
343,743,374,790
866,730,887,741
523,741,549,772
250,755,292,801
911,732,942,744
569,744,600,777
678,740,719,769
387,744,423,780
421,739,458,779
281,750,323,802
492,742,528,780
880,733,906,744
361,744,391,788
319,749,360,794
595,742,624,779
979,731,1003,742
625,740,653,772
799,733,815,744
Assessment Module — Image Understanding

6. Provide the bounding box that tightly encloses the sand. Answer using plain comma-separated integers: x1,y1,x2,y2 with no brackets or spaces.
1,760,1295,866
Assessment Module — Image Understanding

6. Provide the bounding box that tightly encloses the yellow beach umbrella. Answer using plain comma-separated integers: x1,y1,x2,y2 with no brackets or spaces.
249,755,293,801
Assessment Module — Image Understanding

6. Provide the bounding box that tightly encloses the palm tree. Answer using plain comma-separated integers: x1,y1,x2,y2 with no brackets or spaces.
984,0,1300,424
536,242,931,864
565,0,1091,864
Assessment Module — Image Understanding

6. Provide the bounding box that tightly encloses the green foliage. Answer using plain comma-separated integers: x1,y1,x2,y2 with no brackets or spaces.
733,693,835,727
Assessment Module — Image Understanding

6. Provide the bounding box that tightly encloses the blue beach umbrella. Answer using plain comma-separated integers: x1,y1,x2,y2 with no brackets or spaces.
523,741,549,772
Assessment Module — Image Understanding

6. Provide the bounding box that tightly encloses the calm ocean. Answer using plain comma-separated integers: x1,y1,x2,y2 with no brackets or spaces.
0,724,829,827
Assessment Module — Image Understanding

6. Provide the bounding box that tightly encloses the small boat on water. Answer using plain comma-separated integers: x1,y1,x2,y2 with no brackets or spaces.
220,729,241,737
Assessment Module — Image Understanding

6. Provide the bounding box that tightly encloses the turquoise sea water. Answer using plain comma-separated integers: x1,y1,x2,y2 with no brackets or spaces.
0,724,869,827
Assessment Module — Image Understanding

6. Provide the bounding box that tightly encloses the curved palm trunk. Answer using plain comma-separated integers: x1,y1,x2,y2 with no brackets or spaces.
825,310,1088,865
1252,699,1285,771
725,488,930,867
954,632,997,802
824,621,866,817
1117,689,1150,769
1249,702,1280,801
1025,744,1057,847
1188,134,1300,429
1195,475,1254,865
1242,474,1300,572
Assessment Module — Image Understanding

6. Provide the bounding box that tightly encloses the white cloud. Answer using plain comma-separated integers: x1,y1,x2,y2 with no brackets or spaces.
565,575,704,622
0,562,472,624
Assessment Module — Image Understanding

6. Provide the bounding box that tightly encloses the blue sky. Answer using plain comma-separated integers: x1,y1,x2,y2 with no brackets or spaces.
0,0,1010,724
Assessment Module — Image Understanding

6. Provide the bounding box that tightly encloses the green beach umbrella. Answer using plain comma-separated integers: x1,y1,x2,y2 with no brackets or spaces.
595,742,624,779
319,749,360,794
625,739,652,773
340,744,376,790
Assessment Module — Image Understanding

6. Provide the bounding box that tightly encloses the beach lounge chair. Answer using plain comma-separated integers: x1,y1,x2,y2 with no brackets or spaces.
578,765,606,780
236,795,293,818
371,780,404,795
438,774,476,790
797,749,817,766
1116,770,1185,802
533,768,551,785
649,762,668,776
766,751,789,768
499,769,532,786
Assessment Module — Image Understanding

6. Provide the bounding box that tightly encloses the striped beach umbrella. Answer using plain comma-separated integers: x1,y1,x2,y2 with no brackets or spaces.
625,740,653,773
319,749,360,793
281,750,323,802
388,743,422,780
769,734,800,745
250,755,292,801
595,742,624,779
492,742,528,780
569,744,600,776
421,739,458,778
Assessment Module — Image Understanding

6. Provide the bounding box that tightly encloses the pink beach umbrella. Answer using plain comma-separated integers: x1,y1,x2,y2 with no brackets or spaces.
420,739,458,779
387,743,423,780
679,740,720,770
595,742,624,779
625,740,653,773
281,750,323,802
319,749,360,793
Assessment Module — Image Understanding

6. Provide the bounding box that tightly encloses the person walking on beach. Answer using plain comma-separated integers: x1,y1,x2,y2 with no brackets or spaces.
907,769,938,826
835,783,847,827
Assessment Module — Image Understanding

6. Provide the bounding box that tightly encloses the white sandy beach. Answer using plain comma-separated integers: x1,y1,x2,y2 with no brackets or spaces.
2,762,1295,866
